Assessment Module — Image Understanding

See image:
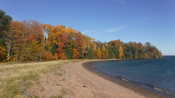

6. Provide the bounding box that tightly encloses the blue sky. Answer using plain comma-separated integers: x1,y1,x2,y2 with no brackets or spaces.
1,0,175,55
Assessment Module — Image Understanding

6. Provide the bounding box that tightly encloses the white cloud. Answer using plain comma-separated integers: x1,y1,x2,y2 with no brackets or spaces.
82,30,97,34
82,25,126,34
105,26,126,33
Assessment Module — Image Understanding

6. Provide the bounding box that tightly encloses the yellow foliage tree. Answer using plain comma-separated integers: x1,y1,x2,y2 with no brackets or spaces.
73,48,80,59
119,46,125,60
0,46,7,61
96,48,102,59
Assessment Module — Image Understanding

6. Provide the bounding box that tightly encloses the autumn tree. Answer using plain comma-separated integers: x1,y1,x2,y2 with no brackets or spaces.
7,21,45,61
0,11,162,62
0,10,12,61
96,48,102,59
7,22,162,61
72,48,80,59
119,46,125,59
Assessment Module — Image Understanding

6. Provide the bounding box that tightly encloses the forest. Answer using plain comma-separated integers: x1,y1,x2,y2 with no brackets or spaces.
0,10,162,62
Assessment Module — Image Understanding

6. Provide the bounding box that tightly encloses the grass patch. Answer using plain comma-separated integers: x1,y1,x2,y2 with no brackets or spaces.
0,60,73,98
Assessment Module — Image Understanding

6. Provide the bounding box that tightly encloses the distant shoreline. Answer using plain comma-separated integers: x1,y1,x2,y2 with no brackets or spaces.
83,60,171,98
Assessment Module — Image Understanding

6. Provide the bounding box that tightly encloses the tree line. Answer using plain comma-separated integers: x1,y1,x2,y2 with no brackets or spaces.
0,10,162,62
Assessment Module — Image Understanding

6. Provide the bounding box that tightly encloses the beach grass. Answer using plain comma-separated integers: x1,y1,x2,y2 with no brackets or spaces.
0,60,72,98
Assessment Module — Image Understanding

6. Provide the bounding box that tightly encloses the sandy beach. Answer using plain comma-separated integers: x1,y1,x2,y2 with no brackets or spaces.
28,60,165,98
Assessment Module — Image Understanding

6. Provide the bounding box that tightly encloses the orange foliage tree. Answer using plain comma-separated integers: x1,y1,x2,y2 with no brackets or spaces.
0,10,162,62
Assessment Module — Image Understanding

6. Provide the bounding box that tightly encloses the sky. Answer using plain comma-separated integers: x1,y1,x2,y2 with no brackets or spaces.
0,0,175,55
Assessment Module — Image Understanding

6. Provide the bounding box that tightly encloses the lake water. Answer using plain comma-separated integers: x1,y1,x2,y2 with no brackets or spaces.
91,56,175,97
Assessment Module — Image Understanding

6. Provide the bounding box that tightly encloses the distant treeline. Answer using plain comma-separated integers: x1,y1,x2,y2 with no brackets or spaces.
0,10,162,62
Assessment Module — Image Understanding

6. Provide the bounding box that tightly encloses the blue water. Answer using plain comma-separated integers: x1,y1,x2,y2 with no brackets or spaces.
92,56,175,96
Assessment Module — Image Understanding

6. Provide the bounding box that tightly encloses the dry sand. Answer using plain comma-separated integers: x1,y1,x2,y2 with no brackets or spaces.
28,60,165,98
